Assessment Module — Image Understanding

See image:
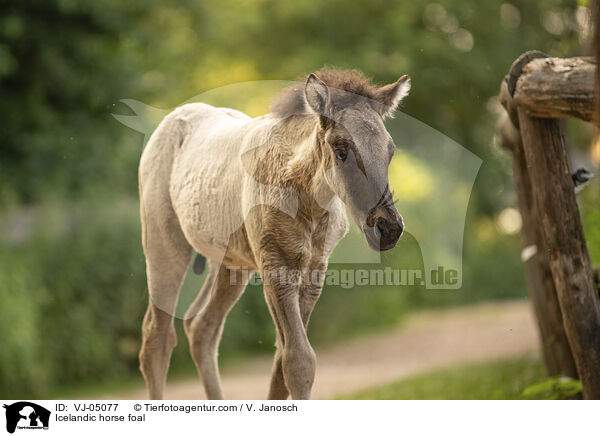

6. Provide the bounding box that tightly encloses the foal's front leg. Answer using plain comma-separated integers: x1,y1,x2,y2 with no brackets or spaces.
263,267,317,400
267,264,325,400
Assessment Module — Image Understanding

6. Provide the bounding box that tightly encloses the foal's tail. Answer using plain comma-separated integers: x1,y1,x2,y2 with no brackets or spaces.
193,254,206,275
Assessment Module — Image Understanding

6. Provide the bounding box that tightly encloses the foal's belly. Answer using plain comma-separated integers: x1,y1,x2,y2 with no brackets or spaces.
169,112,257,267
172,181,258,268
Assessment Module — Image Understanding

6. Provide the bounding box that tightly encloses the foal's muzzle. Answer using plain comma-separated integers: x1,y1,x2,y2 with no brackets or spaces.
362,209,404,251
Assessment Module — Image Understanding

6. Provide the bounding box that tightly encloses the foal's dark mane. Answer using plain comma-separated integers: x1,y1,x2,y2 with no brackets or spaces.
271,67,381,118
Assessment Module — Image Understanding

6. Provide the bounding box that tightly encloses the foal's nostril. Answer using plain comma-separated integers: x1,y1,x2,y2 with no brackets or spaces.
364,215,403,251
375,218,387,239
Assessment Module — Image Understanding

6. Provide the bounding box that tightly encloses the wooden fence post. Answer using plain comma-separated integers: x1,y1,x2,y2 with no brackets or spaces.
517,111,600,399
498,114,578,378
498,80,578,378
499,52,600,397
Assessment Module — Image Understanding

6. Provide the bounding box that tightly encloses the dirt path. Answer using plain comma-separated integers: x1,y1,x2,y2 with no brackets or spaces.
110,300,539,400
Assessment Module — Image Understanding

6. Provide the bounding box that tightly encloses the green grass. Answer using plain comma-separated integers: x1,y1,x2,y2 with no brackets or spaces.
342,355,545,400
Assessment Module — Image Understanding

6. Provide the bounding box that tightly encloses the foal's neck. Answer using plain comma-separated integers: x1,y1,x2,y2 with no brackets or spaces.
283,115,335,214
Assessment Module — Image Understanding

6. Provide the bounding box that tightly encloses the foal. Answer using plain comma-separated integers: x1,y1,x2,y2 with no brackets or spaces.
138,67,410,400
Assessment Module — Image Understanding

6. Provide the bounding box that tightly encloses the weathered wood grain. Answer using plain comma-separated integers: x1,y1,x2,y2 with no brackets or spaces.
513,57,597,123
517,111,600,399
497,114,578,379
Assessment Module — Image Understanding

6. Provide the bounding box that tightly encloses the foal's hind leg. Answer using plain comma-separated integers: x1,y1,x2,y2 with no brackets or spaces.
185,265,249,399
139,208,192,400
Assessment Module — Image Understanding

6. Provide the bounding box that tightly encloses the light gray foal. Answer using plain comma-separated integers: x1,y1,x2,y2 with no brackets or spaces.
138,67,410,400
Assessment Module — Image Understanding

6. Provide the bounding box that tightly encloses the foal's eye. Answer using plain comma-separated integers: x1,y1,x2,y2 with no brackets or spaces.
334,148,347,161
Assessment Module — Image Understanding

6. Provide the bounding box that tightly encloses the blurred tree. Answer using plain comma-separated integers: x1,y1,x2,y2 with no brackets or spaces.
0,0,584,210
0,0,154,204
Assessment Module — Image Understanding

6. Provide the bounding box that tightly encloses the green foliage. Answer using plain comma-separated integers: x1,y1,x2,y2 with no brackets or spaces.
0,0,156,205
343,355,545,399
0,199,145,396
580,183,600,265
0,0,585,207
520,376,582,399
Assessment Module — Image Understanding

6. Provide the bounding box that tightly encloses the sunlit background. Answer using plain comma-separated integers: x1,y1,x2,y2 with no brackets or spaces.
0,0,598,398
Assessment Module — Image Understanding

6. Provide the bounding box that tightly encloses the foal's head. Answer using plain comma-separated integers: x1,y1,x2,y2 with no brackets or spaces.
303,69,410,251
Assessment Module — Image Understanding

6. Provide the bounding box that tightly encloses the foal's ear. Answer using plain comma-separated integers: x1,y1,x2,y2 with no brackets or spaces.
375,75,411,118
304,73,331,116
